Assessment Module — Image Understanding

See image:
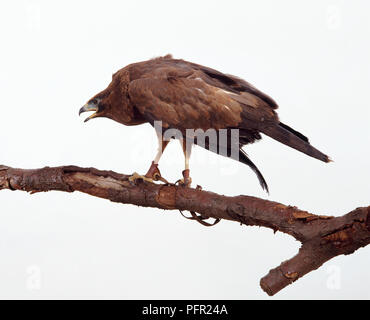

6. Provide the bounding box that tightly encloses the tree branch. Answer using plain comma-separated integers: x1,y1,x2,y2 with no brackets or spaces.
1,164,369,295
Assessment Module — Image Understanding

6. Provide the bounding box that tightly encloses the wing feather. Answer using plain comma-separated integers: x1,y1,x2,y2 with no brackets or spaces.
186,62,279,109
128,76,243,131
128,59,279,133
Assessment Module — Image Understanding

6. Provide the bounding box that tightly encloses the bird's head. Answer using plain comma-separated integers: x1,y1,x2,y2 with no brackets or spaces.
79,96,105,123
79,70,141,125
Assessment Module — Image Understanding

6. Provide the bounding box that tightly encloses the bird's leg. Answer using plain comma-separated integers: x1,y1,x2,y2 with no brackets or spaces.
129,134,169,184
145,138,169,181
180,139,192,187
177,140,220,226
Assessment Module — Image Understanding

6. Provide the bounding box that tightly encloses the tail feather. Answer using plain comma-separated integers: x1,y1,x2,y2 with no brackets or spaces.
278,122,309,142
238,149,269,193
261,122,331,163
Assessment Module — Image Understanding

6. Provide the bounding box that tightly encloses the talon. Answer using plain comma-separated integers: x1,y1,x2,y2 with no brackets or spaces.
128,172,154,183
145,161,161,179
179,178,192,187
145,161,170,184
179,169,192,187
153,172,161,181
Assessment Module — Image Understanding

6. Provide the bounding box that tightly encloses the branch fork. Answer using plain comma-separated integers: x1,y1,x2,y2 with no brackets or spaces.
1,165,369,295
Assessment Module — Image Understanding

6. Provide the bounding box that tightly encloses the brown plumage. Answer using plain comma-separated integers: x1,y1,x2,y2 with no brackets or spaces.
79,54,331,192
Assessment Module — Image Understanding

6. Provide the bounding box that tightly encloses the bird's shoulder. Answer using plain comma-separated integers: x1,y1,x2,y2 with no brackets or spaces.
123,56,278,130
125,57,247,130
125,55,193,81
124,55,278,111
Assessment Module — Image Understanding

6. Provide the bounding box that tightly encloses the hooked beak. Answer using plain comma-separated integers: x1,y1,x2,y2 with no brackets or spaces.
79,102,99,123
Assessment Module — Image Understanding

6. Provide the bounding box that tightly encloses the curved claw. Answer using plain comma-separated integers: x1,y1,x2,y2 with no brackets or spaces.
178,169,192,187
128,172,155,183
145,162,170,184
128,162,170,185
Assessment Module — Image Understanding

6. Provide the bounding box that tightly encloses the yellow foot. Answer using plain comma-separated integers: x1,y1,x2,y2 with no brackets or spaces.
178,169,192,187
128,172,155,183
178,176,192,187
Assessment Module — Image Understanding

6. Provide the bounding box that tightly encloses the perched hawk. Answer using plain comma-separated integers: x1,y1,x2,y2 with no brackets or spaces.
79,55,330,192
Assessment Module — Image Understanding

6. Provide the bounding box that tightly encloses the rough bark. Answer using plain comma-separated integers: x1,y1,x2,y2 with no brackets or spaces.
0,164,369,296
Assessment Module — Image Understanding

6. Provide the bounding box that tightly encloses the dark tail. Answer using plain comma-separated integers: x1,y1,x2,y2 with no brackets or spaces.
239,149,269,193
261,122,331,163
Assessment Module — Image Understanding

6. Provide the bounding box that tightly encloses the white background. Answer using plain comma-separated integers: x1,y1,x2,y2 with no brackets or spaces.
0,0,369,299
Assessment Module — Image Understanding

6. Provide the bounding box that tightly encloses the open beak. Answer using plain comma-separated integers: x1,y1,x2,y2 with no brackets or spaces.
79,102,99,123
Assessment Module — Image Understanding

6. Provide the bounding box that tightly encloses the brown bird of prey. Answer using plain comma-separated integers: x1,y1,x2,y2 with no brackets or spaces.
79,55,330,192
